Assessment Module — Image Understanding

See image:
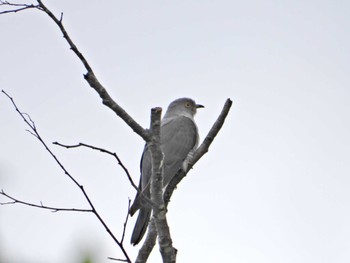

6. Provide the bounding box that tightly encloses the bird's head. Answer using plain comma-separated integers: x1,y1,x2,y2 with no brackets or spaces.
165,98,204,118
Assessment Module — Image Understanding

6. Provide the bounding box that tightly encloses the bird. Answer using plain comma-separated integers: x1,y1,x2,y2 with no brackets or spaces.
129,97,204,245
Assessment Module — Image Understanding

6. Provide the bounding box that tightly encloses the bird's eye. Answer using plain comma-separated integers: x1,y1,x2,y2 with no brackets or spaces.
185,102,191,108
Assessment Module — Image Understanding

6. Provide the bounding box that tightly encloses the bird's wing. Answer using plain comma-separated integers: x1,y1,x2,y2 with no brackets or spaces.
129,145,152,215
130,116,198,214
160,116,198,186
140,145,152,192
130,145,152,244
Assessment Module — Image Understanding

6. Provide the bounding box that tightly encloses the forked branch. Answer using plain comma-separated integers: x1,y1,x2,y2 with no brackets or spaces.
52,142,154,208
1,90,131,263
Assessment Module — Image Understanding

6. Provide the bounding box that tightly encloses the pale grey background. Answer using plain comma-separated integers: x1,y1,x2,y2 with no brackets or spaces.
1,0,350,262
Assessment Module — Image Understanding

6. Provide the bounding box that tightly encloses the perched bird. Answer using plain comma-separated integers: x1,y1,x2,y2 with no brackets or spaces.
130,98,204,245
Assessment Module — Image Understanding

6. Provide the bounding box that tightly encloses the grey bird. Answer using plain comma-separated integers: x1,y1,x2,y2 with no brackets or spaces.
130,98,203,245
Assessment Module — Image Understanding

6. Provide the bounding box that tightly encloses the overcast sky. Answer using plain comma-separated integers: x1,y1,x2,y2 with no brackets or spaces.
1,0,350,262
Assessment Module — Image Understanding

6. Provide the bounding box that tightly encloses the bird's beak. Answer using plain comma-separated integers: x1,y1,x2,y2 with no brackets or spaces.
196,104,204,109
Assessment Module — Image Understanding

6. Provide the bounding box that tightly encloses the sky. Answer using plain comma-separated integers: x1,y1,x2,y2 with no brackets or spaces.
1,0,350,262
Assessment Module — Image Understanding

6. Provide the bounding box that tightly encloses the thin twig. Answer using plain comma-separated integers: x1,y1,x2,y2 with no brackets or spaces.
121,199,131,244
107,257,129,262
2,90,81,188
52,142,153,207
0,1,40,15
53,142,137,190
0,190,92,213
107,198,132,262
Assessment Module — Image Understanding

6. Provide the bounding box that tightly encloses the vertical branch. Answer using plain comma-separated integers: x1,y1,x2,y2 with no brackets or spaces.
135,219,157,263
148,107,177,263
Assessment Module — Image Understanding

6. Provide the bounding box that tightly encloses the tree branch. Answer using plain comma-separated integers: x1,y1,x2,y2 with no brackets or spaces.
53,143,136,192
107,258,129,262
107,199,132,262
148,107,177,263
1,90,132,263
0,1,39,14
33,0,150,142
0,190,93,213
1,0,150,141
121,199,132,244
135,219,157,263
52,142,154,209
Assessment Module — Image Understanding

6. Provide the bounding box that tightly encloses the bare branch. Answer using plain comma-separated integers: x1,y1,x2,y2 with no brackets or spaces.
32,0,151,142
107,199,132,262
2,90,132,263
52,142,154,208
0,190,92,213
53,142,137,191
107,257,129,262
0,1,40,14
2,90,87,192
1,0,149,141
148,107,177,263
121,199,131,244
135,219,157,263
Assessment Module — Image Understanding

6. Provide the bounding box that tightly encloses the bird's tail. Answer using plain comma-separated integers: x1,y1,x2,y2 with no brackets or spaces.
130,207,152,245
